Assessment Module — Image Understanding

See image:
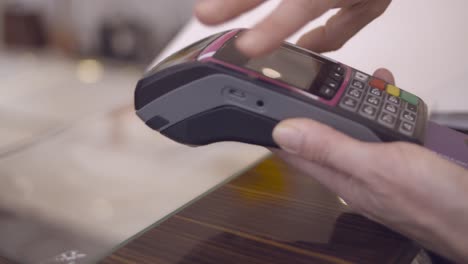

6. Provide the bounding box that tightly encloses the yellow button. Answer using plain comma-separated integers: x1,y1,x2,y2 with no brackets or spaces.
386,84,400,97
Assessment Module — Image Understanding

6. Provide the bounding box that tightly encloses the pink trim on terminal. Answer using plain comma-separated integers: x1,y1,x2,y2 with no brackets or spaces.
199,29,241,58
319,65,352,106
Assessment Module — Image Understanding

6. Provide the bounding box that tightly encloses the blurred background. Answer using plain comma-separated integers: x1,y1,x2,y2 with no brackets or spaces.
0,0,195,153
1,0,193,63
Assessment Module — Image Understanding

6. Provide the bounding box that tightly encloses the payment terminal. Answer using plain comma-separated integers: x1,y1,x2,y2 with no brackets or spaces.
134,29,428,147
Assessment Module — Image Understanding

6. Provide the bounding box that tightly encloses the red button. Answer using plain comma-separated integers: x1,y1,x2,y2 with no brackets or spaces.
369,78,386,90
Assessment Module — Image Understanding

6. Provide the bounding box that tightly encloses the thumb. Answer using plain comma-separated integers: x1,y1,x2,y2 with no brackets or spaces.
272,118,373,176
373,68,395,85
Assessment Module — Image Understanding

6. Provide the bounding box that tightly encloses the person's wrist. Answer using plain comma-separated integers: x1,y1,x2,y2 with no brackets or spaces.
414,173,468,263
438,191,468,262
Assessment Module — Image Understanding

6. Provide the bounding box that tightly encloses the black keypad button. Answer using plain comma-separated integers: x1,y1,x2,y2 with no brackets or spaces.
325,78,339,90
335,65,345,75
359,104,378,120
369,87,383,97
365,95,381,106
347,88,363,99
387,95,401,106
407,103,418,113
384,103,398,114
330,71,344,81
351,80,365,89
319,86,335,99
378,112,397,128
401,110,417,123
400,121,415,136
340,96,359,111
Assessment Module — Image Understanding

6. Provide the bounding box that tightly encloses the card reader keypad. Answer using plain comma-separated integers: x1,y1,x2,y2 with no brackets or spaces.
318,65,346,100
339,70,422,138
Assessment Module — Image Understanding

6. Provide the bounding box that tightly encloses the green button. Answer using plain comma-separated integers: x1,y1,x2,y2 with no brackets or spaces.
401,90,419,105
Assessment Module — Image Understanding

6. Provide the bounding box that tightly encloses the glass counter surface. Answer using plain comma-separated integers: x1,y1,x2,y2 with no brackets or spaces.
0,52,268,263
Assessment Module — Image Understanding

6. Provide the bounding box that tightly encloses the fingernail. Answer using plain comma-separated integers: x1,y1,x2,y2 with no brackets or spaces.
273,125,302,154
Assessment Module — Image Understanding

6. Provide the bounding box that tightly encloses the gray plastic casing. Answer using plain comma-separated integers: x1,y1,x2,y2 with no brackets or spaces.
137,74,381,142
